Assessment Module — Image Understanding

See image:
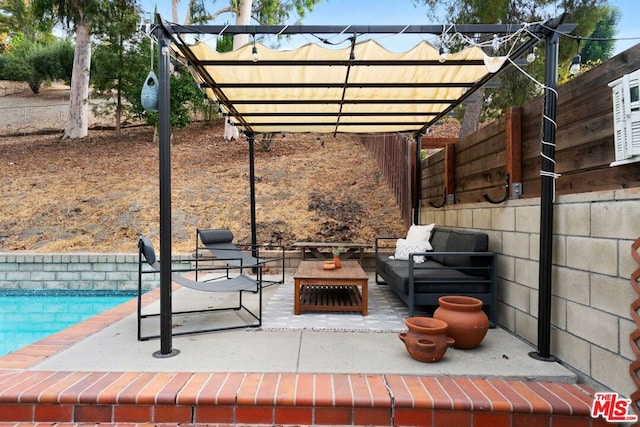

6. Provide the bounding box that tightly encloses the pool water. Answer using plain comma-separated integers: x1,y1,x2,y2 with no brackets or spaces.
0,290,136,357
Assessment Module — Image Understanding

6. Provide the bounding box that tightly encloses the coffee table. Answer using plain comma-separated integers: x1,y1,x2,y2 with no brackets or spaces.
293,260,368,316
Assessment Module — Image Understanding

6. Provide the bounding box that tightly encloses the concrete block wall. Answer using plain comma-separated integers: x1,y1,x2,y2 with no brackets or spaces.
0,249,371,294
420,187,640,397
0,253,192,291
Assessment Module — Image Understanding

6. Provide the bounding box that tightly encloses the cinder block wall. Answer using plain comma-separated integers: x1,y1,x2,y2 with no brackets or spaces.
0,253,194,291
420,187,640,397
0,250,324,293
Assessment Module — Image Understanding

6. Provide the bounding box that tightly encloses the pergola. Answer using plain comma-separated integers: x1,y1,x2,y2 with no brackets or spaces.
151,15,577,360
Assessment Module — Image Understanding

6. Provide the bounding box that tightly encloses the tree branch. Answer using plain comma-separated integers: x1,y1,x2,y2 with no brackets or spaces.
185,6,236,25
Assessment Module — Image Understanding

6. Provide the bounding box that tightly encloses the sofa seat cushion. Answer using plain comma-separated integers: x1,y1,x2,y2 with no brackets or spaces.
376,254,428,275
385,262,491,295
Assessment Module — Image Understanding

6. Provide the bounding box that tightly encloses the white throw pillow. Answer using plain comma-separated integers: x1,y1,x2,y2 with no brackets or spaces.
394,238,432,263
406,223,435,242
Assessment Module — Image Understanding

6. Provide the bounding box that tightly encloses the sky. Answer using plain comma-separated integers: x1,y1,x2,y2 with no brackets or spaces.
140,0,640,55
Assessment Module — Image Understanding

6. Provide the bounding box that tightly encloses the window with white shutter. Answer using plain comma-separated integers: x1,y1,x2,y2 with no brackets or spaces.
609,70,640,166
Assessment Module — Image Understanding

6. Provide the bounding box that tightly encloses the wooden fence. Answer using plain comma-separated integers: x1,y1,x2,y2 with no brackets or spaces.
364,43,640,214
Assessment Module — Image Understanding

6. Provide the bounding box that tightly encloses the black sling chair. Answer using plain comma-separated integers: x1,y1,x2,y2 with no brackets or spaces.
137,236,262,340
195,228,285,287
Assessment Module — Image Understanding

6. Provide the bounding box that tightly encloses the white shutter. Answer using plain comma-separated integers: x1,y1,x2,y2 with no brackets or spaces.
611,80,628,162
609,71,640,166
627,71,640,156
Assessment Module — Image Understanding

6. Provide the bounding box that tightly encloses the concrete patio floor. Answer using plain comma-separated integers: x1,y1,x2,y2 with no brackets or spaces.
27,279,576,381
0,275,609,426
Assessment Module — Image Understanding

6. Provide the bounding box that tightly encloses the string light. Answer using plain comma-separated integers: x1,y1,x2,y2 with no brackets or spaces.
569,54,581,75
492,34,500,52
251,35,258,62
438,45,448,63
526,46,536,63
569,37,581,75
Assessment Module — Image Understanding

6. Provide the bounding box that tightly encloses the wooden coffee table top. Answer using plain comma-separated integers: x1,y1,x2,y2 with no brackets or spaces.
293,260,368,280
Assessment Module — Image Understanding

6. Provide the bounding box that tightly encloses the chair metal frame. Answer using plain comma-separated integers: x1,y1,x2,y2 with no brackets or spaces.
195,228,285,287
137,236,262,341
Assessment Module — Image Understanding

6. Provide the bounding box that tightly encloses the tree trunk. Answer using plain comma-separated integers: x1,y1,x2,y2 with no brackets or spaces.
172,0,179,22
233,0,252,49
116,75,122,136
116,33,124,137
459,87,485,138
64,20,91,139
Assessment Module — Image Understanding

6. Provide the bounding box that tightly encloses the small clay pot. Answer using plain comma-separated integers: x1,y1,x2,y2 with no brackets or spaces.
322,262,336,270
398,317,454,363
332,256,342,268
434,296,489,350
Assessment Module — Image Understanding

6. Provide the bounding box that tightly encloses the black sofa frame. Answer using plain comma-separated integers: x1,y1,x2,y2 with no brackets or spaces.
375,228,497,324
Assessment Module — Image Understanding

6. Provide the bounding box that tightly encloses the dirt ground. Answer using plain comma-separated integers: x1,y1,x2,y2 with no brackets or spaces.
0,86,413,252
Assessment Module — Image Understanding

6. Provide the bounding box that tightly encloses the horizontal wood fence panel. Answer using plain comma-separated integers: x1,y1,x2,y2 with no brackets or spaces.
556,167,640,195
456,131,504,165
422,150,446,201
555,138,615,173
555,112,613,154
363,45,640,213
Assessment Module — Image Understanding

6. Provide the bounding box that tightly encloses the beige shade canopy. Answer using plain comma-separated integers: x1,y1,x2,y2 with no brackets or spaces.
184,39,498,134
162,21,579,136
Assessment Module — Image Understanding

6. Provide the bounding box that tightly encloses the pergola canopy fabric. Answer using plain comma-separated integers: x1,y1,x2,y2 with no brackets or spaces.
185,40,499,134
164,19,579,137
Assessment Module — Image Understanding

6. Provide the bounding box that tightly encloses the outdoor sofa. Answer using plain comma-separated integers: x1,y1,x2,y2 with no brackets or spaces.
375,226,497,324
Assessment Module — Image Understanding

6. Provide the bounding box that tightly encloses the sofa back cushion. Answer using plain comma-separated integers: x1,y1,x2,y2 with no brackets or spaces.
429,228,450,264
430,228,489,276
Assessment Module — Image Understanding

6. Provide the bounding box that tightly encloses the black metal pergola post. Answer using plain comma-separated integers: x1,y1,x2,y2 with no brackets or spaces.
529,19,562,363
248,133,258,255
154,28,179,358
414,132,424,225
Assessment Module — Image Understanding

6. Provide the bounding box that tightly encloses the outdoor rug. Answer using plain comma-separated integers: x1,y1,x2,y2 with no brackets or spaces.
260,273,410,332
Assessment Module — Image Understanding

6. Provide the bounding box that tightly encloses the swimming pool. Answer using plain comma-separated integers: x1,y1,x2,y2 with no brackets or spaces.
0,290,136,357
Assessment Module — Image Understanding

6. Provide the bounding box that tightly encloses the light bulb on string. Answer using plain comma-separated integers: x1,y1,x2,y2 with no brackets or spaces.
526,47,536,63
251,35,258,62
569,37,581,75
570,54,581,75
492,34,500,52
438,45,448,63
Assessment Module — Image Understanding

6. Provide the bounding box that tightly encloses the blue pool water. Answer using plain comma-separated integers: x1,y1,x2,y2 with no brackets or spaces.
0,290,136,357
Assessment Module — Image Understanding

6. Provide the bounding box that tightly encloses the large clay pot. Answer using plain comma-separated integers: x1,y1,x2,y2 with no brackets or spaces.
398,317,455,363
434,296,489,350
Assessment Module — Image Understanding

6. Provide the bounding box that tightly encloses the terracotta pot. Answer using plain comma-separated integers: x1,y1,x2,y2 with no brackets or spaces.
398,317,454,363
434,296,489,349
322,262,336,270
332,256,342,268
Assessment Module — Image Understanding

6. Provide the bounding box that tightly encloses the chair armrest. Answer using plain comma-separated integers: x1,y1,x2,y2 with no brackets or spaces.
408,251,495,275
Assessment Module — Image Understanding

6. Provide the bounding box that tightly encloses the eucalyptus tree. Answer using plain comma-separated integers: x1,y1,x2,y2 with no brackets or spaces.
32,0,104,139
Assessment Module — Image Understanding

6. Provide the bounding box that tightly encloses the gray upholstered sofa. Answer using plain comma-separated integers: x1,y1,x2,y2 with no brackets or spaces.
375,227,497,324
